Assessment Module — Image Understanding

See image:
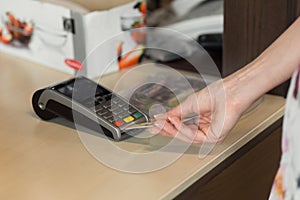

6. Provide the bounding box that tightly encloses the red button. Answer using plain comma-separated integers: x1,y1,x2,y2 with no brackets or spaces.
114,121,124,127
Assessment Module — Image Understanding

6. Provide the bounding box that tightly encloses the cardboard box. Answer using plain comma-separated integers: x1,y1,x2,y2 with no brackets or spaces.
0,0,146,78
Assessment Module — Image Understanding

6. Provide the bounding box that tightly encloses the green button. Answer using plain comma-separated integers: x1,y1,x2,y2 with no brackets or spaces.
133,112,142,119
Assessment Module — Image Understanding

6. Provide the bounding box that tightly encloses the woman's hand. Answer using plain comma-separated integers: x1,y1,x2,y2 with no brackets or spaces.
149,17,300,143
150,79,251,144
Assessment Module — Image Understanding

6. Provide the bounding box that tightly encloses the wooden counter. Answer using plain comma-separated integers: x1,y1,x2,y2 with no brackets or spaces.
0,52,285,200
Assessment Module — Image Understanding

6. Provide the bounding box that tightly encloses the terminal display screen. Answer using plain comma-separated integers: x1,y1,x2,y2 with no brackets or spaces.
54,77,110,104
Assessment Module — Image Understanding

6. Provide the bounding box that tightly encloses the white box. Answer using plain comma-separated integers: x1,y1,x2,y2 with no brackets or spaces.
0,0,145,78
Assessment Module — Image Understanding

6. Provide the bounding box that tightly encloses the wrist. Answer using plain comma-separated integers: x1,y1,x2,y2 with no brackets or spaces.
223,57,270,114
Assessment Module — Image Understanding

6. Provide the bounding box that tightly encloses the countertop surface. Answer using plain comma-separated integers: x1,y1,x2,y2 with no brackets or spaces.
0,52,285,200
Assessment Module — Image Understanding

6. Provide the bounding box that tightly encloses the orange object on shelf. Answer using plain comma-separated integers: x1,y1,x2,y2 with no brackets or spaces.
3,12,34,46
133,1,147,15
139,1,147,14
1,34,13,44
118,45,145,70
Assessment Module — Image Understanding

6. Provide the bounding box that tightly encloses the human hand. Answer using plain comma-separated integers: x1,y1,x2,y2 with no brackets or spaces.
150,79,249,143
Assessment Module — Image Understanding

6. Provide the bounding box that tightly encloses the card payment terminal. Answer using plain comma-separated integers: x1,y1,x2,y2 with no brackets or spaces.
32,76,149,140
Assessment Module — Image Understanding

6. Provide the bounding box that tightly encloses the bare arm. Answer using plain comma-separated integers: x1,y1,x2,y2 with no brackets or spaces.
151,17,300,143
227,17,300,110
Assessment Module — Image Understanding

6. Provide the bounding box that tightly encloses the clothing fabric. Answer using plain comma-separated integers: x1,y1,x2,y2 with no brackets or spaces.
269,67,300,200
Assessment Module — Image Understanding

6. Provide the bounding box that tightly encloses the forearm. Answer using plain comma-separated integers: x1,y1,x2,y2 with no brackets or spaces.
225,17,300,109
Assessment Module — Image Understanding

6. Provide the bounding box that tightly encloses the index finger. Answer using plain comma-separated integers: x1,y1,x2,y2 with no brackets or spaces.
167,93,199,119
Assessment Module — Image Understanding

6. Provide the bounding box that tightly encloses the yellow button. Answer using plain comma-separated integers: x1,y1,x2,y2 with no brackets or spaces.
124,116,134,123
